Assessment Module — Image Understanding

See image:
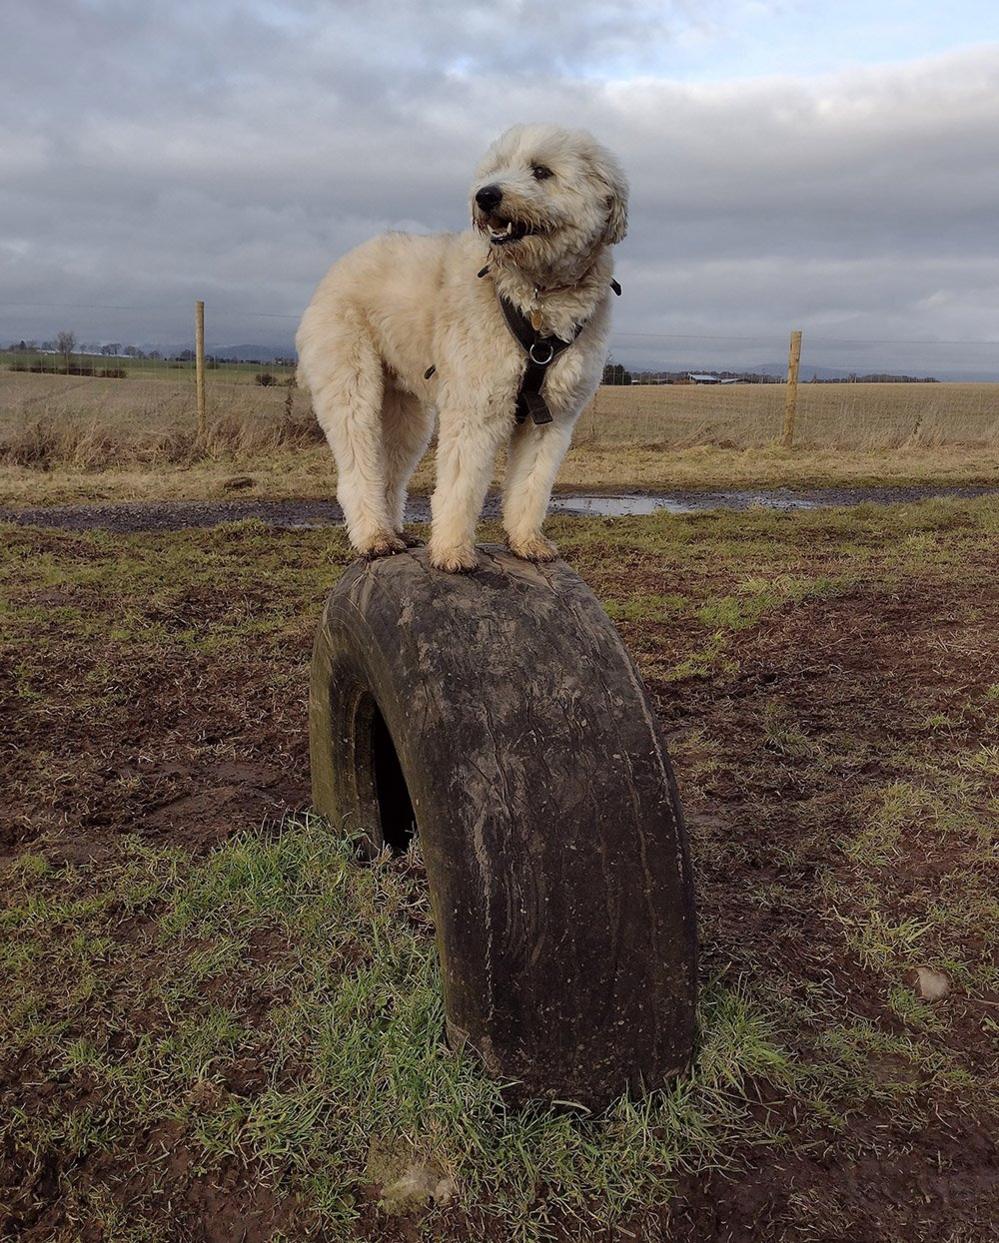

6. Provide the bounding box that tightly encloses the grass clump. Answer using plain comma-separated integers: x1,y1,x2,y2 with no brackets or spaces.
1,816,802,1239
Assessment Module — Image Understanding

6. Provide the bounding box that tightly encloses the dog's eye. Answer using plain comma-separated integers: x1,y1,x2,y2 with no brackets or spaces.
531,164,553,181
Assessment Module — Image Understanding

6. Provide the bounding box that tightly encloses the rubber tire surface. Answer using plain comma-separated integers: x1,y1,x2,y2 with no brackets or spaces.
310,544,696,1109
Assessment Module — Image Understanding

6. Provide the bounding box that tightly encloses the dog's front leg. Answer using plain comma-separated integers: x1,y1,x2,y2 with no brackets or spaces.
428,404,510,572
502,419,574,562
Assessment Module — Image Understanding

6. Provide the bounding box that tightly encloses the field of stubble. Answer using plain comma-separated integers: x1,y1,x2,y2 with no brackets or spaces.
1,369,997,506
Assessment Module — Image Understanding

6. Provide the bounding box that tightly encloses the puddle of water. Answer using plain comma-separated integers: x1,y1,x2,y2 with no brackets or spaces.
551,494,684,516
247,487,987,528
2,485,993,534
548,492,821,516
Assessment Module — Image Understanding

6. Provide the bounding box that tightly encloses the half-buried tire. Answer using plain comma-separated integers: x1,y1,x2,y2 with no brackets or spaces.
309,544,696,1109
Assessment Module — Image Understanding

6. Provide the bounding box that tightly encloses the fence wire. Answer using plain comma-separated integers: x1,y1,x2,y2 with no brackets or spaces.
1,302,997,458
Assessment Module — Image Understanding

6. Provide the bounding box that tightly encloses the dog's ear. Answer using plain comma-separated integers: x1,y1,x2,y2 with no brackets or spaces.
601,157,629,246
584,142,629,246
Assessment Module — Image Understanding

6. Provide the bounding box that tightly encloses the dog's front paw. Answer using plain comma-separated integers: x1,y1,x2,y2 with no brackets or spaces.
508,534,559,563
360,532,407,559
428,542,478,573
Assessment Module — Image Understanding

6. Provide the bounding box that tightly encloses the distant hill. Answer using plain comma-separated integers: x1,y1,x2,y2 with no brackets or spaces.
189,350,998,380
16,334,993,380
206,344,296,363
122,342,296,363
676,362,999,382
754,363,999,382
747,363,939,381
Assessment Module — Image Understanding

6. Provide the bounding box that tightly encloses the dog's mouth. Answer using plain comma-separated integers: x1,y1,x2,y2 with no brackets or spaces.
478,212,539,246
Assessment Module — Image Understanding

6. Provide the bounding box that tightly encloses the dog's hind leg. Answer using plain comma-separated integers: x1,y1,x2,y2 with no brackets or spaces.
306,319,404,558
382,387,434,543
502,420,574,562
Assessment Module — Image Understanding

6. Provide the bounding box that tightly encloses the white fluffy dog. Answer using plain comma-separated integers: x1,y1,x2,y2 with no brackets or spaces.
296,124,628,572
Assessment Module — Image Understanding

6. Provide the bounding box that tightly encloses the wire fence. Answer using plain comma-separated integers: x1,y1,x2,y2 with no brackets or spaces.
1,300,998,462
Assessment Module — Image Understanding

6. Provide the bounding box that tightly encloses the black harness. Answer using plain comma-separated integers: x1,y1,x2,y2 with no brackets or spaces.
423,272,621,426
498,295,583,425
498,276,623,426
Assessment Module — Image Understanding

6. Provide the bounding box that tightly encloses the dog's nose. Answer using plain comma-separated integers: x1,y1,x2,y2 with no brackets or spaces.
475,184,503,212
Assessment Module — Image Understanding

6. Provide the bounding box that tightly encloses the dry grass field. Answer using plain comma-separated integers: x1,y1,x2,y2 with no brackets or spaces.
1,369,998,505
581,381,999,450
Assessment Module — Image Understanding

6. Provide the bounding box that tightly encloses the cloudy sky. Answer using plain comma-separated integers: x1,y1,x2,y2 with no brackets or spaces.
3,1,999,374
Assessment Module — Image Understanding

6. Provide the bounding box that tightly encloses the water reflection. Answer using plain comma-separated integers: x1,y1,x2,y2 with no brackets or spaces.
548,492,820,516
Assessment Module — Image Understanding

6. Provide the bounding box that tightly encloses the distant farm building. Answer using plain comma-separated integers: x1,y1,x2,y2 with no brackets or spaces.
688,373,739,385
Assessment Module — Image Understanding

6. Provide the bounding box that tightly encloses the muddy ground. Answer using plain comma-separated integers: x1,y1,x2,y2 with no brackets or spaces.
1,503,997,1240
2,482,999,532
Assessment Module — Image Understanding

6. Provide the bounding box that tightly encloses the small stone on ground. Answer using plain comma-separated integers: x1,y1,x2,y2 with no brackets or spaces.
915,966,950,1000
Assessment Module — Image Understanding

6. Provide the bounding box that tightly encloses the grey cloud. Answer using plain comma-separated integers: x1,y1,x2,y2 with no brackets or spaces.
1,4,997,373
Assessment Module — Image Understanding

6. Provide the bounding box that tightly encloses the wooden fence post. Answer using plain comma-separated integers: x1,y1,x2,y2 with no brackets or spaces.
195,299,206,439
782,329,802,449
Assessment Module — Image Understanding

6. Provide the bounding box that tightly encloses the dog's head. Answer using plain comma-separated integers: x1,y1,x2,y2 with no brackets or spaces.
471,124,628,272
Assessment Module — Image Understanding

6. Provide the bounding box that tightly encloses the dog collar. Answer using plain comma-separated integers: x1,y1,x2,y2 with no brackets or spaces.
476,263,622,298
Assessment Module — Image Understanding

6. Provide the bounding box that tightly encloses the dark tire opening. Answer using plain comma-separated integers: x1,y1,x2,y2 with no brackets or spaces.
371,705,416,854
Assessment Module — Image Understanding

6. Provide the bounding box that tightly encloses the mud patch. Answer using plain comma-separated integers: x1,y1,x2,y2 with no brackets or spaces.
3,482,999,532
2,508,997,1241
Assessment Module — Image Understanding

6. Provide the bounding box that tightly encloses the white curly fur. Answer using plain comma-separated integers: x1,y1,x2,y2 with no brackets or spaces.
296,124,628,571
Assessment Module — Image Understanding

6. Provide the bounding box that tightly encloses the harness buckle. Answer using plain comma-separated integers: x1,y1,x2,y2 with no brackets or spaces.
528,341,555,366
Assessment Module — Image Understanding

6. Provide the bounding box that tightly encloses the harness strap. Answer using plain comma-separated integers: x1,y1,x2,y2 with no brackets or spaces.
498,295,584,426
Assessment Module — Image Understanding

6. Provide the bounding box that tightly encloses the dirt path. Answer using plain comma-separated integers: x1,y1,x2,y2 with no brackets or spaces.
2,483,998,532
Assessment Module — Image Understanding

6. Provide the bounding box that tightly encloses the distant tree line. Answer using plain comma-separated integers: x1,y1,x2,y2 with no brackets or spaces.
6,336,939,385
807,372,938,383
602,360,632,385
6,332,126,378
4,333,294,378
626,369,783,385
601,363,940,385
6,336,163,360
